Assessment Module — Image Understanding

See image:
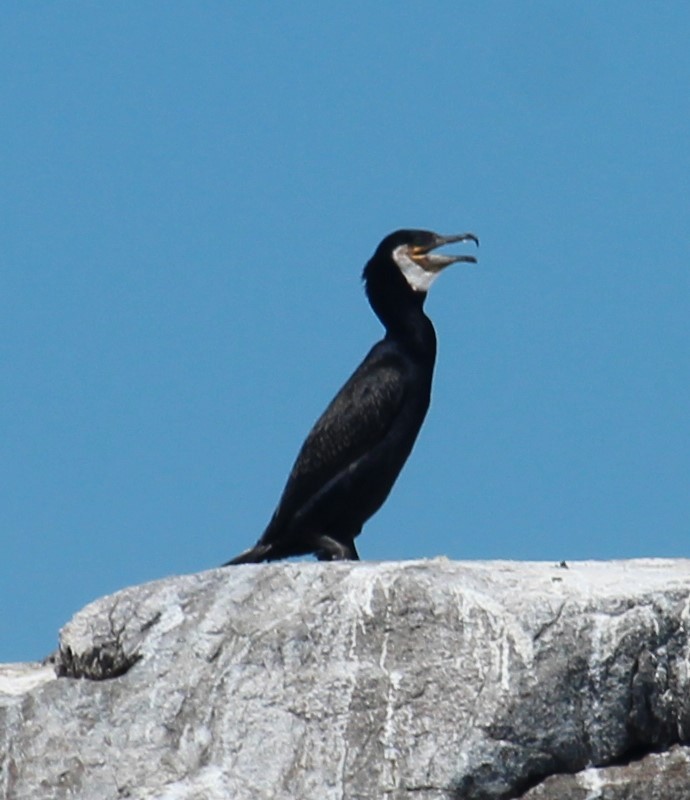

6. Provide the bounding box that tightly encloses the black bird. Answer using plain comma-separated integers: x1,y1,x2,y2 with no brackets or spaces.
226,229,478,565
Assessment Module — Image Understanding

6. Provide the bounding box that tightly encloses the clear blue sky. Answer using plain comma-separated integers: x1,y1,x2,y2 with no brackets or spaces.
2,4,689,662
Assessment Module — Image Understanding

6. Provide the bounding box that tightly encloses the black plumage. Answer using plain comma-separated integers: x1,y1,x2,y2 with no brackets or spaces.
225,229,478,565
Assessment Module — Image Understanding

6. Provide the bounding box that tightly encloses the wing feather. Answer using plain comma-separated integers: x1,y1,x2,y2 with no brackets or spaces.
276,345,407,518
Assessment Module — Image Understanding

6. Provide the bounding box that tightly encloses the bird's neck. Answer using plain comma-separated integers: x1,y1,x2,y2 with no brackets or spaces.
365,259,438,360
384,306,437,359
370,290,436,360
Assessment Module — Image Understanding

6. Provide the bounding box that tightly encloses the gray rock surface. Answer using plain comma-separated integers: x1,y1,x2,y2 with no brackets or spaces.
1,559,690,799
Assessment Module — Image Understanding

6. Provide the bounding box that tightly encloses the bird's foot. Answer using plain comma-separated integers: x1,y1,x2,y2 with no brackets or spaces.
314,535,360,561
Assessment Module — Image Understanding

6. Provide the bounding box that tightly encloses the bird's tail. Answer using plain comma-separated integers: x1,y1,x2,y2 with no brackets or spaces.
222,542,273,566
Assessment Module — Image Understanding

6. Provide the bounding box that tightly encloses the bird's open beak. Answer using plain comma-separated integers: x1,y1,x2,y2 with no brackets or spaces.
411,232,479,272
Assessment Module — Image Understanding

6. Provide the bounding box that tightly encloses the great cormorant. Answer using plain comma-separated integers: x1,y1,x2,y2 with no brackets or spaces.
225,229,478,564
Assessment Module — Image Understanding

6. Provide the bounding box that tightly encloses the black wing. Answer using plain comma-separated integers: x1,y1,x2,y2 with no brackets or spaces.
274,343,407,522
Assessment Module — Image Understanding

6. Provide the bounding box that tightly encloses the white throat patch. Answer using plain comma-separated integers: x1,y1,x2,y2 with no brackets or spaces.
392,244,439,293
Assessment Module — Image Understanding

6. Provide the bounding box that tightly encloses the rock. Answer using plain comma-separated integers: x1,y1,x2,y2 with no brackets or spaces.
1,559,689,799
520,746,690,799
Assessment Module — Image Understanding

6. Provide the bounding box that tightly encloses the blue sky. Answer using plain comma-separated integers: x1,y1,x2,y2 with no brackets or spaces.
2,4,689,662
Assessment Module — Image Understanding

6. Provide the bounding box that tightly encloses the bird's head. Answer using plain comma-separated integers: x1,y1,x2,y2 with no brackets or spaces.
391,229,479,293
366,229,479,295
